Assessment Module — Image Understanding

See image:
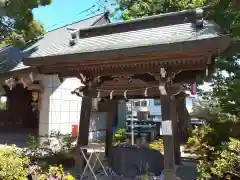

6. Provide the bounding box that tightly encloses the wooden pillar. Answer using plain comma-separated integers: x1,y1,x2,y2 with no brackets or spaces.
174,117,181,165
155,122,161,136
160,95,177,180
105,110,114,157
75,95,93,179
105,100,117,157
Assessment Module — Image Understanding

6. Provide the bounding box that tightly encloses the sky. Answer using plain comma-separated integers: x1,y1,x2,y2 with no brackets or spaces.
32,0,213,112
33,0,110,31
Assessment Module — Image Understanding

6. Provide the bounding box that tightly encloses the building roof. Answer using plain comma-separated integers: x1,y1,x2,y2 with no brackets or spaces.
0,13,109,75
27,21,225,58
23,8,231,66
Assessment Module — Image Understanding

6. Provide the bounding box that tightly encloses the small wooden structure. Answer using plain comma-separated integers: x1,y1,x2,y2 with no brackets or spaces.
23,9,230,179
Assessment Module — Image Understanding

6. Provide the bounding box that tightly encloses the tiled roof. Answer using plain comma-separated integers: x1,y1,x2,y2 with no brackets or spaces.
24,8,230,66
49,21,220,57
0,13,108,75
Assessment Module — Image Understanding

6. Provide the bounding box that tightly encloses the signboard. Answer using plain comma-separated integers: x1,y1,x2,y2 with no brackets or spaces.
162,120,173,135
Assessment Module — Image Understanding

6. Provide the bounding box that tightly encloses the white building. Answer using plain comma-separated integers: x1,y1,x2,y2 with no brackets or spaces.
126,99,162,122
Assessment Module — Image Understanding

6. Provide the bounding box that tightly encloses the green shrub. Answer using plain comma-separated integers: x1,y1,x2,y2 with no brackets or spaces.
0,145,30,180
149,139,164,152
197,138,240,180
113,128,127,145
184,125,215,156
0,146,75,180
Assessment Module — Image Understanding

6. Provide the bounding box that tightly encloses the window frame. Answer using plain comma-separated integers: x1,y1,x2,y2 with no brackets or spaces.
154,99,161,106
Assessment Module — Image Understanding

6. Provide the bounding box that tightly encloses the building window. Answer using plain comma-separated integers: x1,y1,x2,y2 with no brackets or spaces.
141,100,147,106
134,101,140,107
154,99,161,106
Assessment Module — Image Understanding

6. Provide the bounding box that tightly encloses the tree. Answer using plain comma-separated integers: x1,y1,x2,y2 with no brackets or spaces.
0,0,52,46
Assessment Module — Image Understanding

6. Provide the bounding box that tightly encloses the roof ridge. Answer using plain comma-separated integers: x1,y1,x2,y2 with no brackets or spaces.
46,12,106,33
79,8,203,39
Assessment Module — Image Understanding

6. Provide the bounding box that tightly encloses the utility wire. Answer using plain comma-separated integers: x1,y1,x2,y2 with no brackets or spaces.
46,0,109,31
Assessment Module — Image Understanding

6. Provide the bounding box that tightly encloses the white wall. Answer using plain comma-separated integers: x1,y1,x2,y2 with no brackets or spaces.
38,75,108,141
39,75,82,136
148,99,161,116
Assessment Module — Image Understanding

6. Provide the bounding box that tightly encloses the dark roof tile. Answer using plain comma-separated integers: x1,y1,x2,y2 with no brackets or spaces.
29,21,221,59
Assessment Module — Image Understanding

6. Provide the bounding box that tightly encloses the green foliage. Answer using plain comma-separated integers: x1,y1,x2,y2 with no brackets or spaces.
112,128,127,145
116,0,205,20
0,145,30,180
197,138,240,180
0,0,51,46
0,145,75,179
211,138,240,179
185,125,215,156
116,0,240,37
210,56,240,117
187,97,240,179
149,139,164,152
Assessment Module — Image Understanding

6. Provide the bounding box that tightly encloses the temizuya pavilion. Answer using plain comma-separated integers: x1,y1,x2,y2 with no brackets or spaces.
23,8,231,180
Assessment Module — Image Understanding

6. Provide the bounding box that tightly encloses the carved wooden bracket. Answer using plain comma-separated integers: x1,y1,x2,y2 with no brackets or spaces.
71,73,101,97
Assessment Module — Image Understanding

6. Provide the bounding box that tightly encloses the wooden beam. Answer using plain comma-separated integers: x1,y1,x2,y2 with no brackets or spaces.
43,59,208,77
75,95,93,179
160,95,176,180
